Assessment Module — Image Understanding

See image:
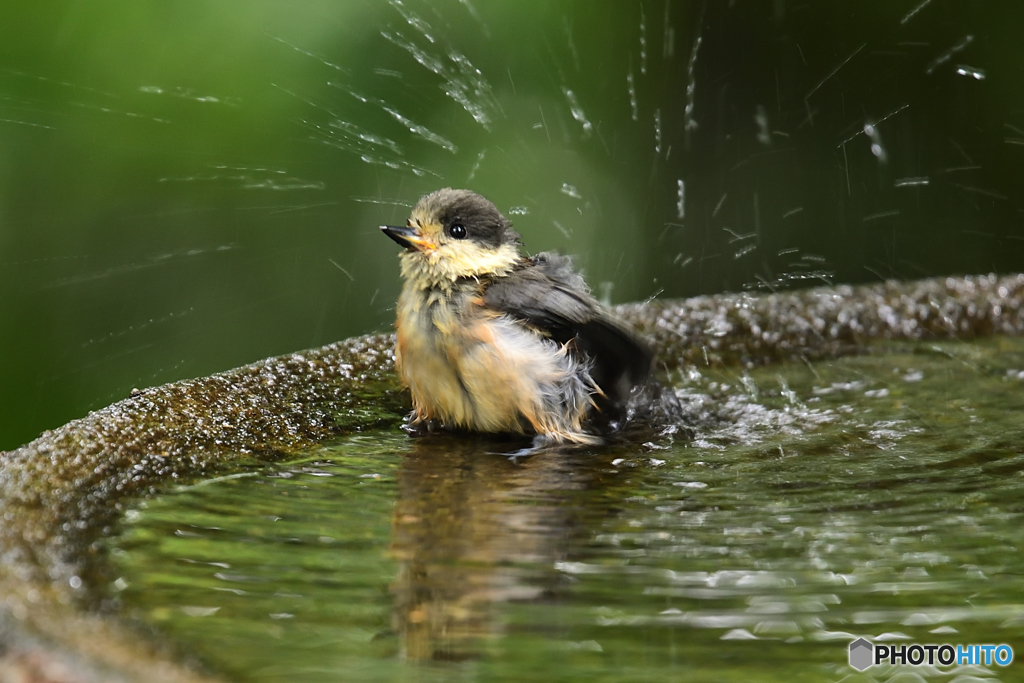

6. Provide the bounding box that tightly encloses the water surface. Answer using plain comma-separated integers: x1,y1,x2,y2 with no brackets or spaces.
112,337,1024,681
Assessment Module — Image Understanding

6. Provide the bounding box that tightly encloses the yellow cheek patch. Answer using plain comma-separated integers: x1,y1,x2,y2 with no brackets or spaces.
440,240,520,279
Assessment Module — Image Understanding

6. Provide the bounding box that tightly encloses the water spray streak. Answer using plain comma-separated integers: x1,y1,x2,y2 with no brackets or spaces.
561,183,582,199
684,37,701,135
326,118,402,156
654,108,663,154
805,43,865,101
627,65,639,122
380,31,497,130
639,6,648,75
268,35,349,73
342,86,457,153
900,0,933,26
562,88,593,137
389,0,436,44
926,35,974,75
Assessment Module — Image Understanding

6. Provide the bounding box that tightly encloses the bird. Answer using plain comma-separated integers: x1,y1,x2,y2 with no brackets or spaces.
381,188,652,446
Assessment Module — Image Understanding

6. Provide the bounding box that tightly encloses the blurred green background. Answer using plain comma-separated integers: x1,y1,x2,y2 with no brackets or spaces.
1,0,1022,450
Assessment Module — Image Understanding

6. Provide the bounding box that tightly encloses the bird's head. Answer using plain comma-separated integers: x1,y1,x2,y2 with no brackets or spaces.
381,188,523,288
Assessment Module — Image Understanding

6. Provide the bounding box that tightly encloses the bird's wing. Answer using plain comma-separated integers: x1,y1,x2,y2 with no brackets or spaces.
482,253,653,408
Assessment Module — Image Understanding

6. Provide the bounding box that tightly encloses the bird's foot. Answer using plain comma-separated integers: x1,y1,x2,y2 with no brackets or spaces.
402,414,443,436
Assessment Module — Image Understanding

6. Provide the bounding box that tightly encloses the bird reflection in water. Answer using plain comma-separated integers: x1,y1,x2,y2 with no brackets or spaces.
388,434,629,662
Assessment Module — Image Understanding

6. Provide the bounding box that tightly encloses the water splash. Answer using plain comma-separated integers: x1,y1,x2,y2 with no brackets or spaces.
138,86,239,106
639,6,648,75
325,118,401,156
627,66,639,122
926,35,974,75
0,117,55,130
654,108,663,154
467,149,486,181
955,64,985,80
723,228,755,244
380,31,497,130
158,166,323,191
69,101,171,125
268,35,349,73
343,87,457,153
837,104,908,147
303,119,437,177
389,0,436,44
894,177,930,188
662,1,675,59
561,183,582,199
684,34,702,135
863,210,900,223
755,105,770,146
734,244,756,260
562,88,593,137
805,43,865,101
900,0,933,25
712,193,727,218
863,120,888,165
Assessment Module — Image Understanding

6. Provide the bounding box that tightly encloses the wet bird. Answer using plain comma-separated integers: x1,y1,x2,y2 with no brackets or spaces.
381,188,652,446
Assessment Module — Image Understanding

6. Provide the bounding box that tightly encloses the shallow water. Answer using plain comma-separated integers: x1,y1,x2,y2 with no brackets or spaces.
110,337,1024,682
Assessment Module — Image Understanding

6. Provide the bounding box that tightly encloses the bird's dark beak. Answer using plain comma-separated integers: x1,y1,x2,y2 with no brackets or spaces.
380,225,436,252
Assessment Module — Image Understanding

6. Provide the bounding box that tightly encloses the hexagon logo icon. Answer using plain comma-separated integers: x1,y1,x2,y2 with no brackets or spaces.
849,638,873,671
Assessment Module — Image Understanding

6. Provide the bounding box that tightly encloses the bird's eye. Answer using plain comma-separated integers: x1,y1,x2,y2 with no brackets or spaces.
448,223,467,239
